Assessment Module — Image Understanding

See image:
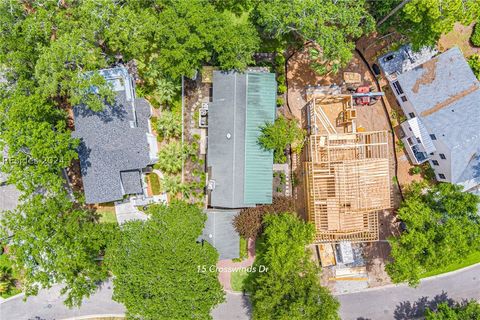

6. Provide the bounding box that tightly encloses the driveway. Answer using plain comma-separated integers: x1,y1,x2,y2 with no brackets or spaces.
0,280,125,320
212,293,251,320
114,200,148,224
338,263,480,320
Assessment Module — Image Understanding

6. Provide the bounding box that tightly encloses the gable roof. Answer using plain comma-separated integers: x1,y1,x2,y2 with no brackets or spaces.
207,71,275,208
72,68,152,204
396,47,480,186
244,73,276,204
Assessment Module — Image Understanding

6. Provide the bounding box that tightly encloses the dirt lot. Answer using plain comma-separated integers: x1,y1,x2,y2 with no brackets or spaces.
439,22,479,57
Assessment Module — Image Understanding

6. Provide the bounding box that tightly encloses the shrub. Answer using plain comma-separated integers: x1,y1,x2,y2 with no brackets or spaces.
276,97,285,107
409,166,421,175
277,84,287,94
233,196,295,239
157,111,182,140
468,54,480,79
421,162,437,182
471,23,480,47
274,52,286,66
157,141,183,174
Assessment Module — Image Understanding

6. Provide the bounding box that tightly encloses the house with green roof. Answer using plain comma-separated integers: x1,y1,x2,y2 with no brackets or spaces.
207,70,276,208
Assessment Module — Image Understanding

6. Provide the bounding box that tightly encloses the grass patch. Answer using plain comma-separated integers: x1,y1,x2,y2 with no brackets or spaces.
420,251,480,279
230,269,248,292
232,237,248,262
96,206,117,224
148,173,161,195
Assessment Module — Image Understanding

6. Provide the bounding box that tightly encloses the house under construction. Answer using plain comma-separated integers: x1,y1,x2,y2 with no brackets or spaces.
304,93,391,243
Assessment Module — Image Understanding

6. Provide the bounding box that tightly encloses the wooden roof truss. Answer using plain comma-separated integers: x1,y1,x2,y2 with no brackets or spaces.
304,131,391,243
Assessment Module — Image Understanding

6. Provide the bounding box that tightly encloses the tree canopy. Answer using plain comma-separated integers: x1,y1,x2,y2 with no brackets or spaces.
371,0,480,49
400,0,480,49
105,201,224,319
386,183,480,285
425,300,480,319
258,116,305,163
0,192,115,307
253,0,375,66
0,0,261,306
248,213,339,320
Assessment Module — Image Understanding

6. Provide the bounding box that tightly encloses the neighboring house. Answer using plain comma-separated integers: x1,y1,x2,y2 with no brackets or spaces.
379,46,480,193
207,70,276,208
72,67,158,204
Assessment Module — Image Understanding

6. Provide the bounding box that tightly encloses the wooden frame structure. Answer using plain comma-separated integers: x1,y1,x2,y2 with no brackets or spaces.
307,94,356,135
304,94,391,243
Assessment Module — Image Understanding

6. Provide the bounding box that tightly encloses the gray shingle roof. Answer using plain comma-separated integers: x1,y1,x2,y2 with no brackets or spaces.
72,68,152,204
120,170,143,195
396,47,480,187
208,72,247,208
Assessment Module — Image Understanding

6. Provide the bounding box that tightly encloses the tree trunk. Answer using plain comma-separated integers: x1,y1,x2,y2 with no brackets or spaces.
377,0,412,27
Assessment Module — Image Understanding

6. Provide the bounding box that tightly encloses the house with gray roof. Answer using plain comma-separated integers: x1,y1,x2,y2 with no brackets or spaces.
72,67,158,204
379,46,480,193
207,70,276,208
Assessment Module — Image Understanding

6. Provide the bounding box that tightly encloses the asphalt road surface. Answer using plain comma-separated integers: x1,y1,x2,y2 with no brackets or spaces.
2,264,479,320
0,280,125,320
338,263,480,320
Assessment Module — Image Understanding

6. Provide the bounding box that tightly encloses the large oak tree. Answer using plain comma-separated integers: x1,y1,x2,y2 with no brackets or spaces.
105,201,224,319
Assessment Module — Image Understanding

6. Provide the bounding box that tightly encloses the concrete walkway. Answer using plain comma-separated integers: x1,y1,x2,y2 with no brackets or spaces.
217,238,255,292
338,263,480,320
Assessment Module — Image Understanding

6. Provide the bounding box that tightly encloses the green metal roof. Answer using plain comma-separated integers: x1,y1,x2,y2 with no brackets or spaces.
244,72,276,205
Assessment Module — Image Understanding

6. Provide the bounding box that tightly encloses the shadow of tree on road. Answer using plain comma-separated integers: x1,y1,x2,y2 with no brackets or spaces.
393,291,454,319
241,294,253,318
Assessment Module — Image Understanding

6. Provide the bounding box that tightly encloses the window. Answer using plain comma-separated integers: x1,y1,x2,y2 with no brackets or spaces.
432,160,439,166
408,112,415,118
438,173,446,179
392,81,404,95
416,137,421,144
401,96,408,102
407,137,413,145
439,153,446,160
430,134,436,140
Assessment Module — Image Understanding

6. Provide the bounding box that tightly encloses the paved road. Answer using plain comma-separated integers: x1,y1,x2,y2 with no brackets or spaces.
0,281,249,320
212,293,251,320
338,264,480,320
3,264,479,320
0,280,125,320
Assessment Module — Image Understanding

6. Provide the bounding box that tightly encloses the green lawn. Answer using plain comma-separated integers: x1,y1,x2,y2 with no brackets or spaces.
96,206,117,224
232,237,248,262
420,251,480,279
148,173,161,195
231,269,248,292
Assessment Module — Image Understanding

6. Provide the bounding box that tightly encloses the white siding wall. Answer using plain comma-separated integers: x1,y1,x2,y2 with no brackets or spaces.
391,80,452,182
